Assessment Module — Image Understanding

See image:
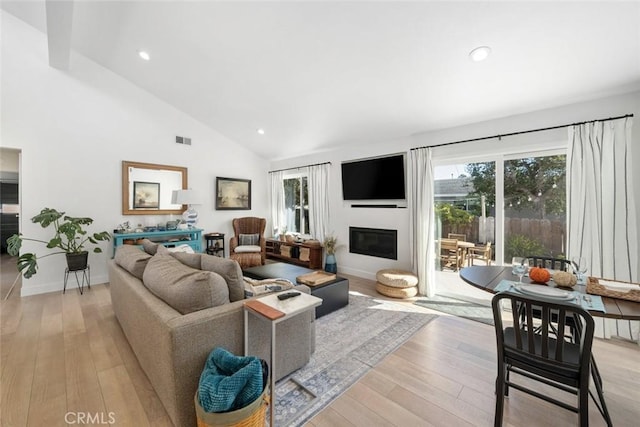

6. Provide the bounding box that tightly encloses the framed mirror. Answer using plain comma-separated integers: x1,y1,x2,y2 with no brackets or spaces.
122,161,188,215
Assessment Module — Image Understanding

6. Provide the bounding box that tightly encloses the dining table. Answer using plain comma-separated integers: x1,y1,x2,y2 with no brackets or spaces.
459,265,640,321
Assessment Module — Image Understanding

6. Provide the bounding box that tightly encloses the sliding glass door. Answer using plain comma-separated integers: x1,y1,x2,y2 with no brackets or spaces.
433,161,496,301
432,150,566,302
503,154,567,262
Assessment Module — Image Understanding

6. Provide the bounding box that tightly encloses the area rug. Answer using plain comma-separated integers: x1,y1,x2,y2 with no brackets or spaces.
414,295,494,326
273,291,436,426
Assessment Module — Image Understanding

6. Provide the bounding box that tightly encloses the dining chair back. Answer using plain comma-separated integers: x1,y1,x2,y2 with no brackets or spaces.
526,256,575,272
491,291,611,427
447,233,467,241
439,238,462,271
468,241,492,266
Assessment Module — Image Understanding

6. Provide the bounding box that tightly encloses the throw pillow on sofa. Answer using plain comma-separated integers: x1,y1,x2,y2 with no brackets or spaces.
171,251,203,270
141,238,159,255
201,255,245,302
114,245,152,279
143,253,230,314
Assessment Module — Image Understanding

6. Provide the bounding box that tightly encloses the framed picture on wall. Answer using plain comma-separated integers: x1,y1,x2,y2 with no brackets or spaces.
133,181,160,209
215,177,251,210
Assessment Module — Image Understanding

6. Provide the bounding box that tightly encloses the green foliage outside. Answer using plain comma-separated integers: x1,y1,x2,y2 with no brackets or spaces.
504,234,546,261
465,155,566,219
283,177,309,234
435,203,474,226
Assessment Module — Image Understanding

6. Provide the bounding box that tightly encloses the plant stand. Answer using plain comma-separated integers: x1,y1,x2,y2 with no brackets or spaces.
63,265,90,295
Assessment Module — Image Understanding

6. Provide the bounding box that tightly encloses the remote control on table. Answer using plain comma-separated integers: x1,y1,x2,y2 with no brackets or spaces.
277,291,301,300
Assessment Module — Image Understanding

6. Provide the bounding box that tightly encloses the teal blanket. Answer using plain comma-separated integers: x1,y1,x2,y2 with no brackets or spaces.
198,347,264,413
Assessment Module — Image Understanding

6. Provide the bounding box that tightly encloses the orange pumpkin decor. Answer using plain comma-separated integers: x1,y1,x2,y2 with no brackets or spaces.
529,267,551,284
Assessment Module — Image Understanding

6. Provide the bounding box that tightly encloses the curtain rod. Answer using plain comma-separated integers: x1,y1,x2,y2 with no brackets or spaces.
410,113,634,151
268,161,331,174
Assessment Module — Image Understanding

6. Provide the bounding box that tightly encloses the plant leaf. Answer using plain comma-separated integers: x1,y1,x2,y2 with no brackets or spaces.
16,253,38,279
7,234,22,256
64,216,93,226
31,208,64,228
47,237,62,249
93,232,111,241
93,248,103,253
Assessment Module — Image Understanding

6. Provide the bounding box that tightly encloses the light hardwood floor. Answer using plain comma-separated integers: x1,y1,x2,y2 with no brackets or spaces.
1,266,638,426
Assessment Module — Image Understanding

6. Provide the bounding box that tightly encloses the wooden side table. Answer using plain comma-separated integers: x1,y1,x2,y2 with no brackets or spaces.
204,233,225,257
243,292,322,426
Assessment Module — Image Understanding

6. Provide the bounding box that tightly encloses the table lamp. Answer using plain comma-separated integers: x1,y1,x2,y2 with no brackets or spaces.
172,189,201,227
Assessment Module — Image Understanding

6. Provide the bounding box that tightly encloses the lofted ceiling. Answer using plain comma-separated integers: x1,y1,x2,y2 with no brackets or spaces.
3,1,640,160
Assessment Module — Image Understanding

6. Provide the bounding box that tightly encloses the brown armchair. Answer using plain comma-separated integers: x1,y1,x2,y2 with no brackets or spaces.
229,217,266,269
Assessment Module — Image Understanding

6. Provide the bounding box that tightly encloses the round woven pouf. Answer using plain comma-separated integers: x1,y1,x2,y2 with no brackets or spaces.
376,269,419,288
375,282,418,299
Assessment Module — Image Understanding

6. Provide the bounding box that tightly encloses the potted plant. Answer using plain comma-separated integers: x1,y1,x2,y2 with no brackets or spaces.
323,234,338,273
7,207,111,278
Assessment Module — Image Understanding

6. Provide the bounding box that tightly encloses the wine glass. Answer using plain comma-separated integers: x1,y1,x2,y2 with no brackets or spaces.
512,257,529,284
572,256,588,282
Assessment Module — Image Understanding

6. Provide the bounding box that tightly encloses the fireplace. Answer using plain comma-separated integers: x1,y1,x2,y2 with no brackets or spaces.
349,227,397,260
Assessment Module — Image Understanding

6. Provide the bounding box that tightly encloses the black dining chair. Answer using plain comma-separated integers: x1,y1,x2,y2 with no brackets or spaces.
526,255,576,271
491,291,612,427
524,255,606,396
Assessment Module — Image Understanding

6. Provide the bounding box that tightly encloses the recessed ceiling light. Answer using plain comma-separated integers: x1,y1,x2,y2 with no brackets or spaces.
257,128,265,135
469,46,491,62
138,50,151,61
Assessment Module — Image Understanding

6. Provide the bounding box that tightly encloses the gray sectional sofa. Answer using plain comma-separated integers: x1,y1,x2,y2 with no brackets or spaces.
108,243,315,427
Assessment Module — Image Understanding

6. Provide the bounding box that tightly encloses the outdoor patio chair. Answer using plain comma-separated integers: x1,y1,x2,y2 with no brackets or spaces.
468,241,492,266
439,238,463,271
447,233,467,241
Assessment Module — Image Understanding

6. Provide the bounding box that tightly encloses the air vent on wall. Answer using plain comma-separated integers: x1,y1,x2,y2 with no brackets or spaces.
176,136,192,145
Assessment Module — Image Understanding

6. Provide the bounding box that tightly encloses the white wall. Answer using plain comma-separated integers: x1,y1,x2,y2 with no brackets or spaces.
272,91,640,281
1,12,270,296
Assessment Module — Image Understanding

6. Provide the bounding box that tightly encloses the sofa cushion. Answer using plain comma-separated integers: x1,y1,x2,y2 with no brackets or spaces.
201,255,245,302
171,252,202,270
234,245,261,253
114,245,152,279
141,238,159,255
143,253,230,314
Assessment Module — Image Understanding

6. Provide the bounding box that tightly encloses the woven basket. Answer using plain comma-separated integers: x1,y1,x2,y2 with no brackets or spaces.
586,276,640,302
195,388,269,427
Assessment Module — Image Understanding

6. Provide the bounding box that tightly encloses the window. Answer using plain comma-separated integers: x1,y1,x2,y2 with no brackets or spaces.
283,175,309,234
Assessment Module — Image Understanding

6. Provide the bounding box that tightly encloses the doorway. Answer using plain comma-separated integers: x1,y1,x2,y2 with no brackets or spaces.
1,147,21,299
432,150,567,303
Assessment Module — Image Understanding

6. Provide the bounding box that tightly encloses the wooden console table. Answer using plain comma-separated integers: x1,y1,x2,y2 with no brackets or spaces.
265,238,323,269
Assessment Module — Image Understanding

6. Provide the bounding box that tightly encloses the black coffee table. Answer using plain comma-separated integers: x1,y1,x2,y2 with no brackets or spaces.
243,262,349,318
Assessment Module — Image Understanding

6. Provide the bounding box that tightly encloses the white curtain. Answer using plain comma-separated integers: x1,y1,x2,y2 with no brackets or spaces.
409,148,436,296
307,163,331,242
567,117,638,341
269,170,286,236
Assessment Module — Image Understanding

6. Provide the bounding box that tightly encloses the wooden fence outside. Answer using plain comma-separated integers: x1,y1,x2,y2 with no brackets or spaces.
441,216,566,256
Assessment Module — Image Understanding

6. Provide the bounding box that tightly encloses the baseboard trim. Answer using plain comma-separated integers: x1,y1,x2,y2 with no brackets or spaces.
337,266,377,282
20,273,109,297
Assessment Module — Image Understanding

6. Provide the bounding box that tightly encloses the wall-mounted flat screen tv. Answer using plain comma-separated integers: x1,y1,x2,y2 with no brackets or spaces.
341,154,406,200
